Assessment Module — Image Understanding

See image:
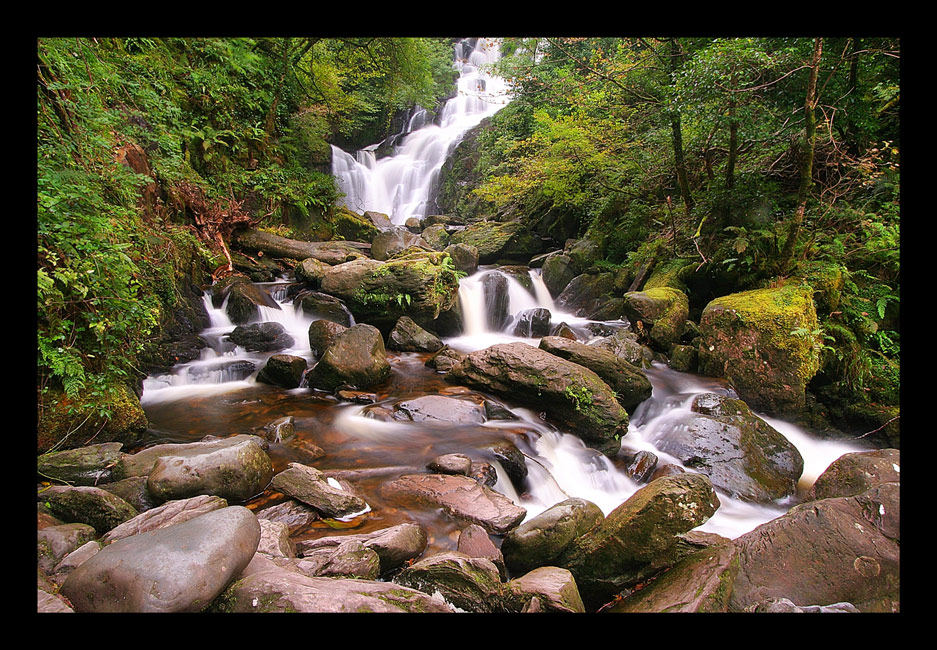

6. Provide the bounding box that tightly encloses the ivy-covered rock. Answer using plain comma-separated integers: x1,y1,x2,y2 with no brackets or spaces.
697,282,821,416
622,287,689,352
448,342,629,455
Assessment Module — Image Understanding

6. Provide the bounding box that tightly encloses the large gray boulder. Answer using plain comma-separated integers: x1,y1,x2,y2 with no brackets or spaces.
143,435,274,503
226,321,294,352
256,354,307,388
306,324,391,390
37,523,97,574
555,473,720,609
368,394,487,425
60,506,261,612
541,253,576,297
382,473,526,535
371,228,431,261
448,342,628,455
729,482,899,612
386,316,443,352
292,291,354,327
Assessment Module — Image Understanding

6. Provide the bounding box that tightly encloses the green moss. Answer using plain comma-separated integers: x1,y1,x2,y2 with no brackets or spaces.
644,259,695,293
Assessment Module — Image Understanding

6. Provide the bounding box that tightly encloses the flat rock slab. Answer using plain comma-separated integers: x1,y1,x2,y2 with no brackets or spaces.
382,473,526,535
61,506,260,613
213,567,454,613
101,495,228,545
271,463,368,519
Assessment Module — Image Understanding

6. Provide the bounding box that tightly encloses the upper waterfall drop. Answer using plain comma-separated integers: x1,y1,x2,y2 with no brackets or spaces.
331,38,512,225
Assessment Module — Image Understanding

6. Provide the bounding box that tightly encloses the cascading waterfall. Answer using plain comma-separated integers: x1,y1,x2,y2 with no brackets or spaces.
331,37,511,224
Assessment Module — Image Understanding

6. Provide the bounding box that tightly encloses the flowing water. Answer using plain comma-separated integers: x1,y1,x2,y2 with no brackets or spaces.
331,37,511,224
138,37,873,555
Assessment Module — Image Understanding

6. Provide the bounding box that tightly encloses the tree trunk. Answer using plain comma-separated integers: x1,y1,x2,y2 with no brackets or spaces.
778,37,823,273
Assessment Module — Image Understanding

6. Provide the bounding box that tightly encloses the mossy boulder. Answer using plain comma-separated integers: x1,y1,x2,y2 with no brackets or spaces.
697,282,821,416
329,206,380,242
502,566,586,613
37,442,127,486
555,273,617,319
800,260,846,314
807,448,900,501
642,258,696,293
420,224,450,250
370,228,431,261
39,485,139,535
622,287,689,352
448,220,541,264
448,342,629,455
393,551,504,613
293,257,330,288
500,498,605,575
37,384,148,454
541,252,576,297
320,250,461,332
443,242,479,275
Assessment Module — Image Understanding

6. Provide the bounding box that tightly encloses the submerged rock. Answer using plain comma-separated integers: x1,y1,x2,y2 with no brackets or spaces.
61,506,260,613
379,394,487,425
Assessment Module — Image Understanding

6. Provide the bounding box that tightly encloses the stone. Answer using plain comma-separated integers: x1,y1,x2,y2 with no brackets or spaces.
503,566,586,613
807,448,900,501
61,506,261,612
255,499,320,534
387,315,444,352
256,354,307,388
294,257,330,288
458,524,506,580
257,518,296,558
512,308,552,338
371,228,431,261
382,473,526,535
425,346,465,372
555,273,616,318
38,486,138,535
421,223,450,250
386,395,487,425
669,343,698,372
307,324,391,390
541,253,576,297
293,291,354,327
624,450,659,483
37,523,97,574
428,453,473,475
307,319,347,356
443,242,479,275
590,329,655,369
622,287,689,352
295,522,428,574
297,540,380,579
226,321,294,352
101,494,229,545
37,442,126,486
271,463,368,519
394,551,504,613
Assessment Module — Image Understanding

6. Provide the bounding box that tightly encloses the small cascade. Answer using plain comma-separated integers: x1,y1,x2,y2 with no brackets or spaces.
332,37,511,224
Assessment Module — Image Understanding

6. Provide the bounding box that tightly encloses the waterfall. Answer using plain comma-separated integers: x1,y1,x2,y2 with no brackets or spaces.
332,37,511,224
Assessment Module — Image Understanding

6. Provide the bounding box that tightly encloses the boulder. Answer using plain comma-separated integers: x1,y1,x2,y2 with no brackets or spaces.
295,522,427,574
745,597,861,613
555,273,616,318
101,495,229,545
380,394,487,425
500,498,605,576
555,473,720,609
386,316,444,352
539,336,652,412
512,308,552,338
729,482,899,612
143,435,273,503
370,228,430,261
394,551,504,613
37,442,126,486
50,540,101,585
307,319,347,356
449,342,628,455
428,453,474,476
604,539,739,613
257,519,297,559
590,329,655,369
698,282,821,416
38,523,97,574
256,354,307,388
270,463,368,519
255,499,320,534
211,275,281,325
293,291,354,327
443,243,479,275
38,485,138,535
448,220,524,264
503,566,586,613
60,506,261,612
99,476,162,513
458,524,506,580
541,253,576,297
306,324,391,390
293,257,330,288
425,346,465,372
807,448,900,501
649,393,804,503
481,271,510,331
669,344,698,373
295,539,380,579
381,473,526,535
211,567,453,613
624,450,659,483
622,287,689,352
363,210,394,232
421,224,450,250
565,238,601,273
226,321,294,352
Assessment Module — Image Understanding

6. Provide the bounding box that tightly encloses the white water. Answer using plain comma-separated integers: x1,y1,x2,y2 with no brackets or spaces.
332,38,512,224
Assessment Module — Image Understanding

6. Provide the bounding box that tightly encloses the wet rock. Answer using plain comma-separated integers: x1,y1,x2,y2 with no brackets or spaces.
444,242,479,275
669,344,698,372
469,461,498,487
484,400,518,421
405,216,423,233
38,523,97,573
503,566,585,613
550,322,578,340
382,473,526,535
293,291,354,327
256,354,307,388
745,598,861,613
481,271,510,330
541,253,576,297
482,440,528,489
226,321,294,352
458,524,506,580
212,567,453,613
421,224,450,250
371,228,431,261
38,486,138,535
807,448,900,501
387,315,444,352
450,342,628,455
555,273,616,318
101,495,229,545
512,307,552,338
425,345,465,372
729,482,899,612
271,463,368,519
624,450,659,483
336,390,377,404
212,275,281,325
295,522,428,574
539,336,653,412
698,283,821,416
308,319,347,356
293,257,330,288
255,416,295,444
37,442,126,486
257,519,296,559
621,287,689,353
144,435,274,503
386,395,487,425
604,539,739,613
363,210,394,232
185,359,257,382
255,499,320,534
61,506,261,612
428,453,474,475
590,329,655,369
500,498,605,576
649,463,686,481
50,540,101,586
652,393,804,503
307,324,390,390
556,473,720,609
448,220,525,264
394,551,504,613
296,540,380,579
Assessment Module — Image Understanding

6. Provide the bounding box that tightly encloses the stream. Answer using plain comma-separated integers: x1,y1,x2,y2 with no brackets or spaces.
139,36,871,555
